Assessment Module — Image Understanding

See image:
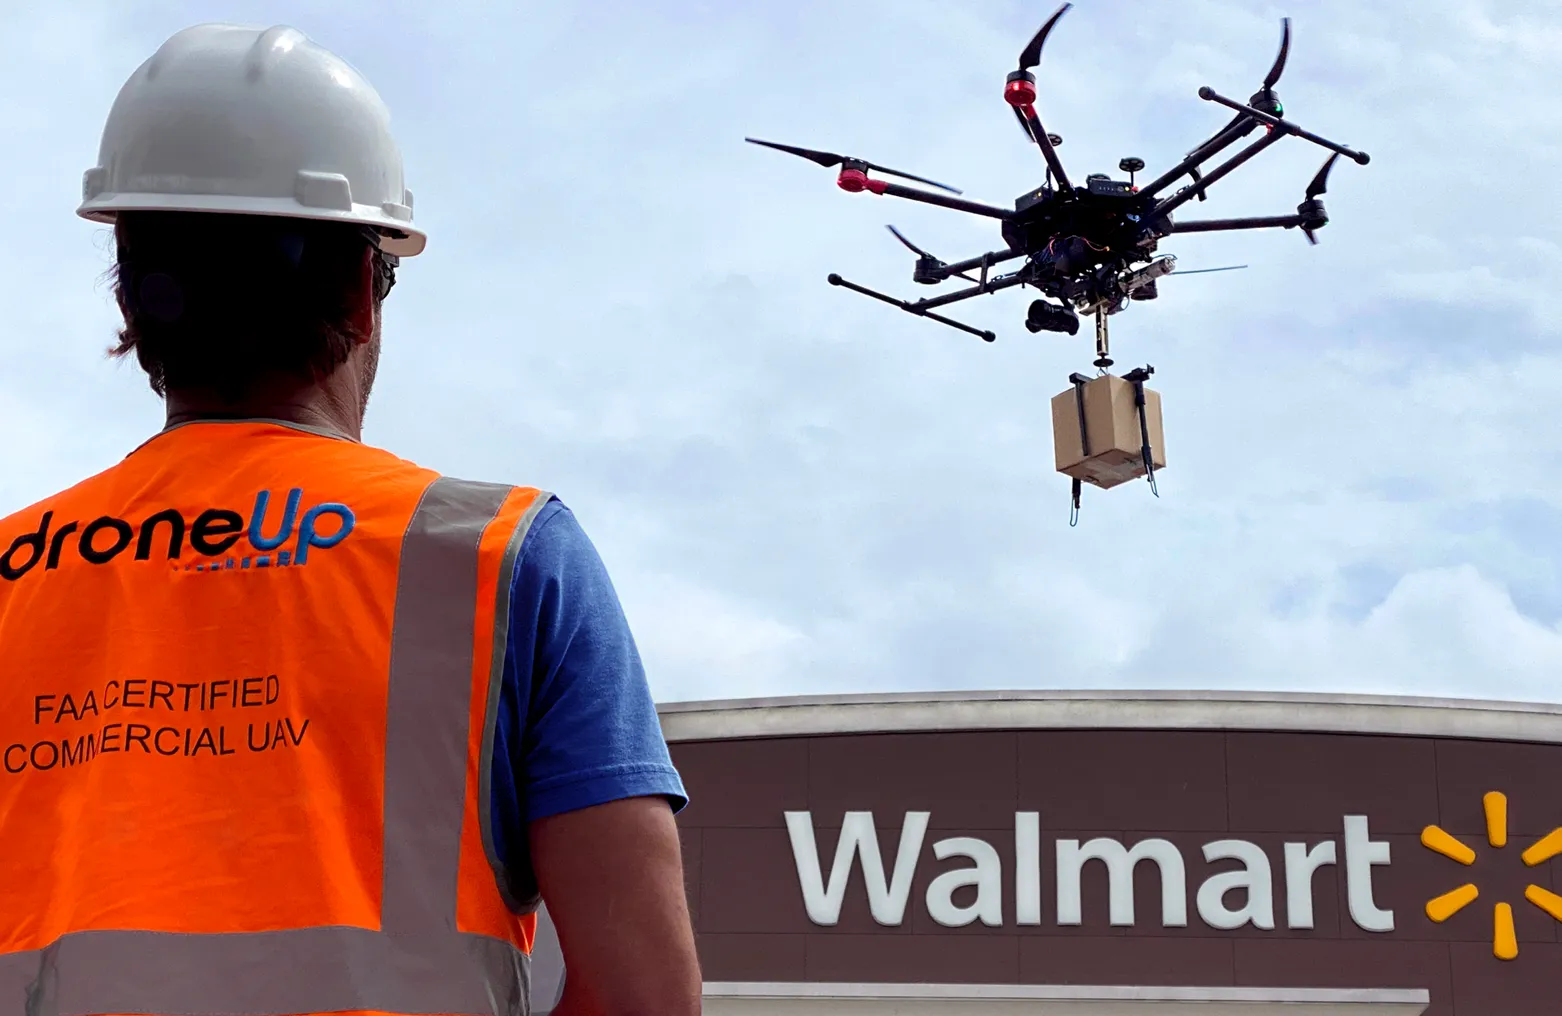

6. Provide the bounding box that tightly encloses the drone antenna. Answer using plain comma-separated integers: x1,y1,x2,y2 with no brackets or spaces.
1173,264,1247,275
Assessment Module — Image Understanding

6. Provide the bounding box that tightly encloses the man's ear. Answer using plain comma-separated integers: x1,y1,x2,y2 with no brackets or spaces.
353,245,377,344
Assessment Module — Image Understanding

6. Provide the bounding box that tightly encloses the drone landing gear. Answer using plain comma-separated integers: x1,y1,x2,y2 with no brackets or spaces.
827,274,997,342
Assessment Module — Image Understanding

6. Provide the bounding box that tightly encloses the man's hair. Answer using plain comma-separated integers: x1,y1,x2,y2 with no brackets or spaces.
108,211,395,400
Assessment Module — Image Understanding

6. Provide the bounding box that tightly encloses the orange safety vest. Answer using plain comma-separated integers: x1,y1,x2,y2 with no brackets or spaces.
0,419,551,1016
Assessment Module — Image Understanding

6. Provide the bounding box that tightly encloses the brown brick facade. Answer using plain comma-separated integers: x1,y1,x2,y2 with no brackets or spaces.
671,728,1562,1015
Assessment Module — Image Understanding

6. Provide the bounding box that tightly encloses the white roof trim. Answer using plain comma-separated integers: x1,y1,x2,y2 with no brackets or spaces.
658,689,1562,744
702,981,1429,1013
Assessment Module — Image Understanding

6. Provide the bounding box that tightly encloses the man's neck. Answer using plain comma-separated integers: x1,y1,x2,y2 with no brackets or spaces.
163,384,363,442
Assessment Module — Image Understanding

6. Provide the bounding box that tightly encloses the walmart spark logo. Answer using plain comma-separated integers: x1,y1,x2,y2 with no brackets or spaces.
1421,791,1562,959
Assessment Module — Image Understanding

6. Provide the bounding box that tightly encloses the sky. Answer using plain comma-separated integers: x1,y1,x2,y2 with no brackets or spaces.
2,0,1560,707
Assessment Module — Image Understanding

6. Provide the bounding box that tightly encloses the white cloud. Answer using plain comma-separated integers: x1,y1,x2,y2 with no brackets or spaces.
1239,564,1562,700
616,573,810,702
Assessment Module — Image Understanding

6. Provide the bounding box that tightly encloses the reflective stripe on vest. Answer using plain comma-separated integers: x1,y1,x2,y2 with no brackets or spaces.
0,475,550,1016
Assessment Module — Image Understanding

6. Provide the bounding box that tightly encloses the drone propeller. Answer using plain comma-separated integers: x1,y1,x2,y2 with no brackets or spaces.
1260,18,1293,99
1238,18,1292,120
1206,18,1293,142
1019,3,1072,73
886,224,933,259
1165,18,1290,201
745,138,962,194
1306,152,1338,200
886,225,981,283
1300,151,1340,244
1010,4,1071,142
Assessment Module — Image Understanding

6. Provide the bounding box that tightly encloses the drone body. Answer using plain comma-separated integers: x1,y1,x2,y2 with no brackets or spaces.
748,3,1366,364
747,4,1368,518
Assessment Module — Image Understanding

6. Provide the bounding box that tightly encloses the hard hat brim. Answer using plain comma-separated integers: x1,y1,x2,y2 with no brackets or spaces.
77,193,427,257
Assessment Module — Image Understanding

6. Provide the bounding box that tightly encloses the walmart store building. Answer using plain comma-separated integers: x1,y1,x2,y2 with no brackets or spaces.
532,691,1562,1015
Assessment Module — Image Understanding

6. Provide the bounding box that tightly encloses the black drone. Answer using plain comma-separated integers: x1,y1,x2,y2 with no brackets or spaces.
747,4,1368,369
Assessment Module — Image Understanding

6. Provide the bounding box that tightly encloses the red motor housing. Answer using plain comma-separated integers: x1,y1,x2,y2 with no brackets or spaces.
837,168,869,192
1004,78,1037,107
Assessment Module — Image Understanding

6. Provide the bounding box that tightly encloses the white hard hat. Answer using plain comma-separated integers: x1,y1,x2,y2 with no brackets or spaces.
78,23,425,257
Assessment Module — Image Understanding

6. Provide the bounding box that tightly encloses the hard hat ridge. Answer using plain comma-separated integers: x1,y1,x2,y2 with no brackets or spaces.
78,23,425,257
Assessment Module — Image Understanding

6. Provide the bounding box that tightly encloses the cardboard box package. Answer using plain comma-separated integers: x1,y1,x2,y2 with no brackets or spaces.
1050,371,1165,490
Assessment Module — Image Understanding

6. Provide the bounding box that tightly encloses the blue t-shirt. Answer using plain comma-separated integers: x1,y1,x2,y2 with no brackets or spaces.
488,497,687,874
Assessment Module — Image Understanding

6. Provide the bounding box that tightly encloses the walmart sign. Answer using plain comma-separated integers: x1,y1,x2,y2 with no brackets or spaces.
785,810,1394,934
787,794,1562,959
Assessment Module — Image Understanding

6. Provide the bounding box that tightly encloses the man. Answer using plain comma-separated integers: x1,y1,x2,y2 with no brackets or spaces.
0,22,700,1016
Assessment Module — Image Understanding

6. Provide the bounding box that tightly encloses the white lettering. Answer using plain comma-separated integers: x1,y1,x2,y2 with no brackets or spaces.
785,811,1396,934
1283,840,1337,929
1015,811,1042,926
1197,840,1274,930
784,810,928,926
926,836,1004,927
1343,815,1394,932
1056,837,1187,927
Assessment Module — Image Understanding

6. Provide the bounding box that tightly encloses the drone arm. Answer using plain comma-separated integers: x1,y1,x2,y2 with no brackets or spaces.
823,266,1031,342
1168,214,1305,233
1144,89,1369,202
873,180,1016,220
1140,16,1299,200
1016,107,1072,191
1151,128,1288,218
1199,88,1370,164
929,247,1025,282
913,271,1030,310
1169,150,1338,240
1139,119,1257,199
827,274,996,341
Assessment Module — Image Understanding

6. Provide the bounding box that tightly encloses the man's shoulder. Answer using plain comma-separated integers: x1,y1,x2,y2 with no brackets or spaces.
506,498,597,577
369,440,552,507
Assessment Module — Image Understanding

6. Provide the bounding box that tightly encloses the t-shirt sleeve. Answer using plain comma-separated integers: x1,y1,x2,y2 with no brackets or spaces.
488,497,687,875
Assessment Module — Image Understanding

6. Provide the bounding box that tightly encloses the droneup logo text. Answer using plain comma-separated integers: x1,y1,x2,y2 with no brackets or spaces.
0,487,355,581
